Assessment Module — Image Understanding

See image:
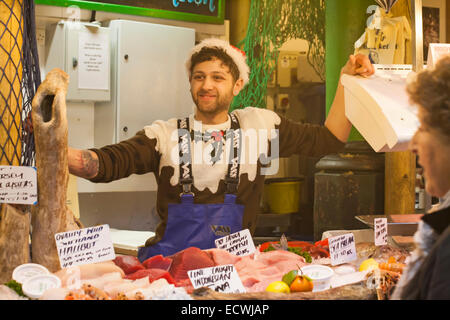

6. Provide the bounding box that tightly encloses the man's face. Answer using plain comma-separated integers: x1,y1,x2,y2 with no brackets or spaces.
409,108,450,197
190,58,242,116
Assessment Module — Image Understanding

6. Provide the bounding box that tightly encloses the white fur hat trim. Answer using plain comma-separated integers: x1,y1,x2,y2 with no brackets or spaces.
185,38,250,86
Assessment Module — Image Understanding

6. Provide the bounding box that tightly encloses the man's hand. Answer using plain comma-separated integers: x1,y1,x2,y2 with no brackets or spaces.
341,54,375,77
324,54,375,143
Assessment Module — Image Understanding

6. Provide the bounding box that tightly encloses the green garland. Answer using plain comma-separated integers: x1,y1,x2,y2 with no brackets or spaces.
231,0,325,111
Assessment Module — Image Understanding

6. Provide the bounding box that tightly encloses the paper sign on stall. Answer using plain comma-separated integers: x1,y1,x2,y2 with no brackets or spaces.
374,218,388,246
215,229,256,256
0,166,37,205
329,233,357,266
55,224,115,268
188,264,246,294
78,31,109,90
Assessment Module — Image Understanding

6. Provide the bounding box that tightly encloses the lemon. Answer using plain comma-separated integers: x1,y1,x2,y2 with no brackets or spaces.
282,270,298,286
359,258,379,272
265,281,291,293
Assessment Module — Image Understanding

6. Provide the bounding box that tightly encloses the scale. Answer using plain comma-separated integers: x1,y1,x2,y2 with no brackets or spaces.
355,214,423,236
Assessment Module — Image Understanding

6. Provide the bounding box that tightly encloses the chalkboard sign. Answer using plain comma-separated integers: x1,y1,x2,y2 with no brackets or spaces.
35,0,224,24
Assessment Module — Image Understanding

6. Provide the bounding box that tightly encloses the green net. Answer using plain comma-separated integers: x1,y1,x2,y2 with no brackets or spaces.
231,0,325,111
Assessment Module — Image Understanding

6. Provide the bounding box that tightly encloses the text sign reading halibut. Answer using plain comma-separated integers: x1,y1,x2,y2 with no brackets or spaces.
329,233,357,266
188,264,246,294
0,166,37,205
55,224,115,268
215,229,256,256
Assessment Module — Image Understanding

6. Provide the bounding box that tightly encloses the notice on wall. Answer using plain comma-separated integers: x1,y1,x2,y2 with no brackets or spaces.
0,166,37,205
188,264,246,294
55,224,115,269
78,31,109,90
374,218,388,246
215,229,256,256
329,233,357,266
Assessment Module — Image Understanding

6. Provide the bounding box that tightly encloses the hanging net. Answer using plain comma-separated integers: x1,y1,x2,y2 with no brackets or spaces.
0,0,41,167
231,0,325,111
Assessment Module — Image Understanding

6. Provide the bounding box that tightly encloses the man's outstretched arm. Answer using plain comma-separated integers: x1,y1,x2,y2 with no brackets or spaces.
325,54,375,142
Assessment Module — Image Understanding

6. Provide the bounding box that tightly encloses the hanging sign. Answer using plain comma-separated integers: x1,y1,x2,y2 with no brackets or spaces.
0,166,37,205
34,0,225,24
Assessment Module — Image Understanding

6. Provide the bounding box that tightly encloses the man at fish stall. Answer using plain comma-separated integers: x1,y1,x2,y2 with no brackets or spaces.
67,38,374,262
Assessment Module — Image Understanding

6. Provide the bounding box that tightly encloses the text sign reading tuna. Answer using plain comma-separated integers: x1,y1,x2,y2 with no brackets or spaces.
188,264,246,294
55,224,115,268
329,233,357,266
0,166,37,205
374,218,388,246
215,229,256,256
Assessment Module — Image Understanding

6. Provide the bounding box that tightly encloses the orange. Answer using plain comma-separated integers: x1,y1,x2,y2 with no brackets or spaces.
289,275,313,292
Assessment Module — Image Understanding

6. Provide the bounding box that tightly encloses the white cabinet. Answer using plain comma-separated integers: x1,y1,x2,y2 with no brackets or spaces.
45,21,111,102
95,20,195,146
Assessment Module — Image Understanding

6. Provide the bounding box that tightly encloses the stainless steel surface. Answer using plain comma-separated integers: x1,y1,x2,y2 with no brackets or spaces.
355,215,420,236
411,0,424,72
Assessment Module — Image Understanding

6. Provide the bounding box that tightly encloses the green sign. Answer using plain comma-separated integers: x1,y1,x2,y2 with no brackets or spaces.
35,0,225,24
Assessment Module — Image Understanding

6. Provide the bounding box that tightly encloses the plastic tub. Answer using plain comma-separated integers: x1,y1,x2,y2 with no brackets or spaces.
22,274,62,299
12,263,50,284
263,177,304,214
300,265,334,292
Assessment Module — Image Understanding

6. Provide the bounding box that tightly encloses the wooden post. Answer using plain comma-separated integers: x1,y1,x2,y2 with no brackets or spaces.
0,0,23,166
385,152,416,215
227,0,251,47
384,0,420,215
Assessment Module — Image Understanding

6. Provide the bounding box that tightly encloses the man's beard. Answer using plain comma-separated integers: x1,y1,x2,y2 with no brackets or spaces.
192,89,234,115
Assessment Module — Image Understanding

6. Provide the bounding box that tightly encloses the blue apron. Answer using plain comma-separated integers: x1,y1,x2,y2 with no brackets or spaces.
138,114,244,261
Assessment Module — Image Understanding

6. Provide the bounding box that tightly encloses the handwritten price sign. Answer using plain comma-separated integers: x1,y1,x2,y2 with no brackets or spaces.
215,229,256,256
0,166,37,205
329,233,357,266
55,224,115,268
374,218,388,246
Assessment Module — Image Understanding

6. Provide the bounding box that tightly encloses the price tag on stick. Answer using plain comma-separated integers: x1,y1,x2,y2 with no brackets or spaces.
215,229,256,256
374,218,388,246
188,264,246,294
329,233,357,266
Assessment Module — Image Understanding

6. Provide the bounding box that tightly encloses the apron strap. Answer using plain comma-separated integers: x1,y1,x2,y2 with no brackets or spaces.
225,113,242,194
177,118,193,195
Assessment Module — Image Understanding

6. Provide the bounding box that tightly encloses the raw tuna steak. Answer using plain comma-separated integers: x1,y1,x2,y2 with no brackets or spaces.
169,247,216,281
125,268,176,284
113,255,145,275
142,254,172,271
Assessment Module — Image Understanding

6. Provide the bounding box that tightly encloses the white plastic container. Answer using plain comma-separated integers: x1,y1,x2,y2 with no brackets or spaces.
22,274,62,299
300,265,334,292
12,263,50,284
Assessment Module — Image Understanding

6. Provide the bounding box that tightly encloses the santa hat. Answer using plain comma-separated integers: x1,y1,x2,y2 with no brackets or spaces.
185,38,250,86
